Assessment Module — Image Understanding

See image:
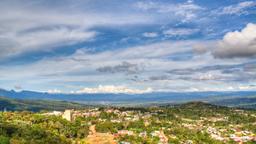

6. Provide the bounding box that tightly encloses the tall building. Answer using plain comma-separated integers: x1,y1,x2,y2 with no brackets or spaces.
62,109,73,121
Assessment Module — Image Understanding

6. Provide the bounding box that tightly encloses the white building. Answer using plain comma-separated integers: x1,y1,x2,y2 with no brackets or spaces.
62,109,73,121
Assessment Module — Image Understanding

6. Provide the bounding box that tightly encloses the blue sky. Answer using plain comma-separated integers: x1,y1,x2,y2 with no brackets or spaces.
0,0,256,93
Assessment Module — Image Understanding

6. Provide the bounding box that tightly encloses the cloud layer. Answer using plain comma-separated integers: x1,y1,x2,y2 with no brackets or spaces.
0,0,255,93
0,0,153,60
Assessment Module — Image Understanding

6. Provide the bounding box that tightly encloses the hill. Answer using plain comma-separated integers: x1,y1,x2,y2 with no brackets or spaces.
0,96,89,112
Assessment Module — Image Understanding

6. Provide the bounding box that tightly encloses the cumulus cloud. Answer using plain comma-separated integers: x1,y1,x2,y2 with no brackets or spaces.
213,23,256,58
74,85,153,94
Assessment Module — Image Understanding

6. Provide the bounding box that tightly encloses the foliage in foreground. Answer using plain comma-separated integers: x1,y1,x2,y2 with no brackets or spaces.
0,102,255,144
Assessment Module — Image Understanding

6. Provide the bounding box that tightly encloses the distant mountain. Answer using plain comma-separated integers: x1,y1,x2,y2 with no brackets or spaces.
0,88,256,107
0,92,256,111
210,96,256,109
0,96,89,112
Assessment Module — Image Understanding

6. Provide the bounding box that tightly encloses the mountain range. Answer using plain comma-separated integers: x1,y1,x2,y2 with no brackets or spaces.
0,89,256,108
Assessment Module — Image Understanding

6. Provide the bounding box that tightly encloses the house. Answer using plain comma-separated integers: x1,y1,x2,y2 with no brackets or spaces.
118,130,134,136
139,131,147,138
43,111,63,116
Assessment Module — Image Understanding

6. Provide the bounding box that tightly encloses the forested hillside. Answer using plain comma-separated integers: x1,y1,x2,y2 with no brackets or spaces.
0,96,88,112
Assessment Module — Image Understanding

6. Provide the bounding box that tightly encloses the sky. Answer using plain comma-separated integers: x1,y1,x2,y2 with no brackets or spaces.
0,0,256,94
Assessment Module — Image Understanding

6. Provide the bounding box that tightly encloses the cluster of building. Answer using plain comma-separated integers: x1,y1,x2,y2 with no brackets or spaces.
44,108,100,121
150,130,169,144
207,127,226,141
179,116,256,143
43,108,256,143
205,126,256,143
113,130,168,144
229,129,256,143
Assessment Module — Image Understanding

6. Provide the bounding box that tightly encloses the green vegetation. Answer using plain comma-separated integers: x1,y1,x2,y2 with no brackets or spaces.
0,112,89,144
0,102,255,144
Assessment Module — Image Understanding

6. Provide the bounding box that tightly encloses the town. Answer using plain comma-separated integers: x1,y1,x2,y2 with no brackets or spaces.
39,102,256,144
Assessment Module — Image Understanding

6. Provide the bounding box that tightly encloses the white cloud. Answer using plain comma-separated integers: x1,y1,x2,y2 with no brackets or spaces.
48,89,62,94
0,28,96,59
0,1,154,60
163,28,199,36
0,34,250,93
142,32,158,38
239,85,256,90
135,1,204,22
213,23,256,58
189,84,256,92
0,1,255,93
198,73,216,81
135,1,156,10
221,1,256,15
0,40,207,92
74,85,153,94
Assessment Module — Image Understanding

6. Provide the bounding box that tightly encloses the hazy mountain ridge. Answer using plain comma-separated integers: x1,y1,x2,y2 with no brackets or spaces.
210,96,256,109
0,96,89,112
0,89,256,109
1,89,256,101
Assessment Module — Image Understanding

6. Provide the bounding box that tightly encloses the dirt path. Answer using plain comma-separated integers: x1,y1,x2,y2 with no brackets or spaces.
85,125,117,144
89,125,96,134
